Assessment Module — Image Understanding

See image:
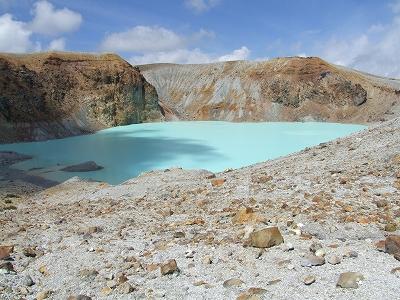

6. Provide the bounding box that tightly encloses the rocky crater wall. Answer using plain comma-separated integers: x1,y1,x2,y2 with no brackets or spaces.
0,52,162,143
140,57,400,123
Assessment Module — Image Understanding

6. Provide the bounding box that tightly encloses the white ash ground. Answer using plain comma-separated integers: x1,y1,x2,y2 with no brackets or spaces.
1,118,400,300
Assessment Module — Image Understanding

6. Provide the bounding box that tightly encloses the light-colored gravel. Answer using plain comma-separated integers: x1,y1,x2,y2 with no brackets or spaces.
1,118,400,299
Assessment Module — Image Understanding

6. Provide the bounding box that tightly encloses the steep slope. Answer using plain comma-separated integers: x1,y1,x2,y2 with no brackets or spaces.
1,118,400,299
0,52,162,143
140,57,400,123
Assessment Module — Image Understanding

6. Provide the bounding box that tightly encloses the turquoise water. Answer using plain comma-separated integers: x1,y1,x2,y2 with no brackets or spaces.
0,121,365,184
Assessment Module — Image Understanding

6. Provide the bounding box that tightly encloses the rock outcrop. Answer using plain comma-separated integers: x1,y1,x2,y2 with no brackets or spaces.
140,57,400,123
0,52,162,143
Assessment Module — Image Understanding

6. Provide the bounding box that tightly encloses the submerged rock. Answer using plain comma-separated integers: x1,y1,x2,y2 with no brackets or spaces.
61,161,104,172
0,151,32,166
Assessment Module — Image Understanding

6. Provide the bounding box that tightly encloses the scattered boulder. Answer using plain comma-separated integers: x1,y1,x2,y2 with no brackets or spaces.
22,275,34,286
23,247,37,257
36,290,52,300
246,227,284,248
211,178,226,187
336,272,364,288
115,273,128,285
160,259,179,275
327,255,342,265
100,287,112,296
344,250,358,258
301,255,325,267
385,223,397,232
39,265,49,276
202,255,213,265
385,235,400,260
223,278,244,288
173,231,185,238
251,174,273,184
303,275,316,285
116,282,134,294
237,287,267,300
79,268,98,280
67,295,92,300
309,242,322,253
391,267,400,278
61,161,104,172
233,207,263,224
0,261,15,273
0,245,13,260
375,199,388,208
375,240,386,252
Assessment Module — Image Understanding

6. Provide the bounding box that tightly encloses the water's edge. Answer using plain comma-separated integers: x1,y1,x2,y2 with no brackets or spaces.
0,121,366,185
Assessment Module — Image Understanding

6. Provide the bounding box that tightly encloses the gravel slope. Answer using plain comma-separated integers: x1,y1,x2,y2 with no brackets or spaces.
0,118,400,299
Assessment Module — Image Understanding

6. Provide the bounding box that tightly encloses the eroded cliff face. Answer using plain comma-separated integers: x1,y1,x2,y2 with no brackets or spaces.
0,52,162,143
140,57,400,123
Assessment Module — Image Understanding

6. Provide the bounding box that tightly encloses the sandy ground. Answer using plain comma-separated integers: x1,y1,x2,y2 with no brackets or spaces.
0,118,400,300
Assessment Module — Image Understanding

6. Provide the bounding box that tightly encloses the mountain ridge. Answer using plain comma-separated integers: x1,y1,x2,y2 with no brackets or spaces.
140,56,400,123
0,52,162,143
1,53,400,143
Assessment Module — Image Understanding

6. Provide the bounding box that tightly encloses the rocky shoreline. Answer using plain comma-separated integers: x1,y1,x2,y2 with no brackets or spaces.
0,118,399,299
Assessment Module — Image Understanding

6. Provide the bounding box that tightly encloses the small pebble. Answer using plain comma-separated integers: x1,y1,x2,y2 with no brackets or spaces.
303,275,316,285
22,275,34,287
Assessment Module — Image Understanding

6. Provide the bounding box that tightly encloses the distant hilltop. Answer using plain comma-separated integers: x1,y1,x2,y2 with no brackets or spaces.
1,52,400,143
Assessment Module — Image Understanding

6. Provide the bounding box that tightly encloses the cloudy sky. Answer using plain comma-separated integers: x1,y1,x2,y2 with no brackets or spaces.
1,0,400,78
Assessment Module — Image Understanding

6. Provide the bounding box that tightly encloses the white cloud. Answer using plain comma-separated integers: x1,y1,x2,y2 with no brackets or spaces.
217,46,250,61
101,26,214,53
317,2,400,78
48,37,66,51
129,46,250,65
254,56,270,62
319,14,400,78
101,26,185,52
30,0,82,36
0,1,79,53
130,48,213,65
184,0,220,13
0,13,32,53
390,0,400,13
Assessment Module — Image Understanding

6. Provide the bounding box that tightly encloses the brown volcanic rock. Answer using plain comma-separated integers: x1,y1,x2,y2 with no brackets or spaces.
0,245,13,260
246,227,284,248
385,235,400,260
140,57,400,123
0,52,162,143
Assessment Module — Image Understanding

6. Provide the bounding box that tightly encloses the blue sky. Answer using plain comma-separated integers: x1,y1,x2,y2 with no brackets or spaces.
1,0,400,77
